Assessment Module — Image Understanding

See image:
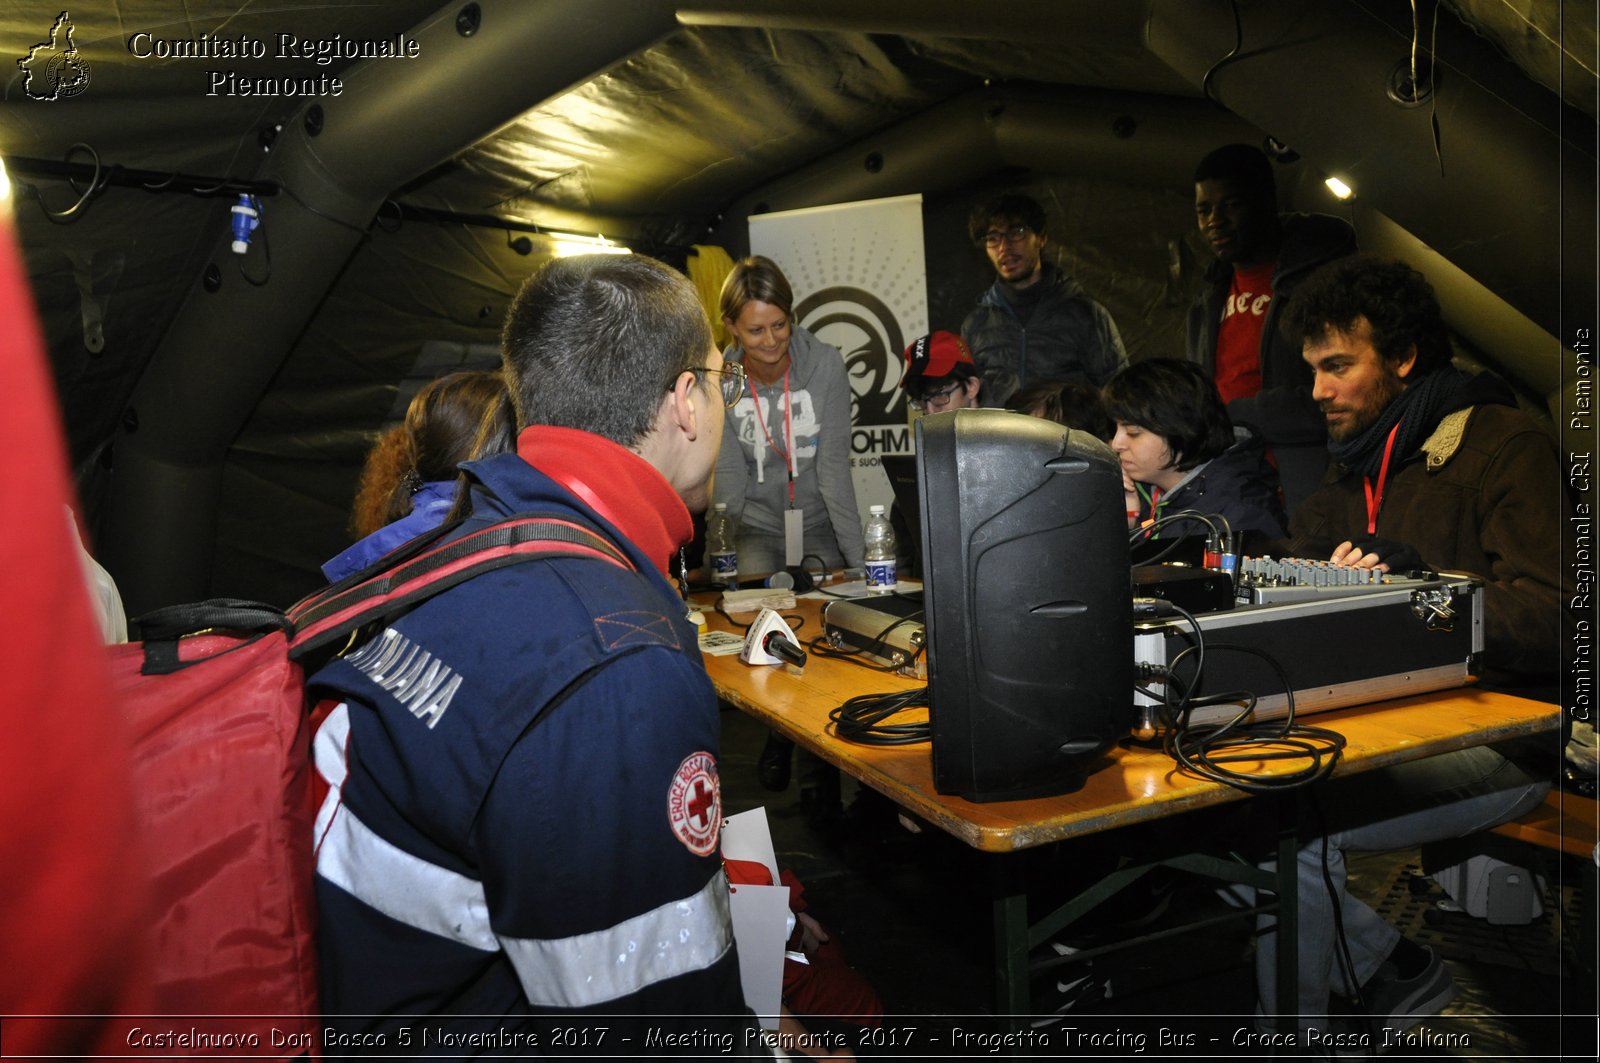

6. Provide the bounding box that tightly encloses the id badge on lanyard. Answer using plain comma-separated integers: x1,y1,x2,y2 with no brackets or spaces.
783,507,803,568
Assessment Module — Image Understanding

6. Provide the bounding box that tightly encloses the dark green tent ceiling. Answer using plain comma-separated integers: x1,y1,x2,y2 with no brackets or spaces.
0,0,1593,609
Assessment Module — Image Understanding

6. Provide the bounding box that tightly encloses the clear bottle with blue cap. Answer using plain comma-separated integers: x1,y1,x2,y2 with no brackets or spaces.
706,502,738,589
863,504,897,594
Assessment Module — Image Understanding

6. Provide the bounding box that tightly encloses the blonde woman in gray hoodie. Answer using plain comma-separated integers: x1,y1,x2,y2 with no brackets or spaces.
713,255,864,576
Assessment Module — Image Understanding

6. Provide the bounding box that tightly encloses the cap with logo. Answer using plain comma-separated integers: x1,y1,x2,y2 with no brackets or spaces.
901,331,974,387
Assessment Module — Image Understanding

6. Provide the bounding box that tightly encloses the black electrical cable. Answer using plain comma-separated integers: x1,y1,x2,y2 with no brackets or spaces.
26,142,108,223
1164,653,1346,793
828,687,930,745
1200,0,1246,105
1147,607,1345,793
1129,528,1205,568
800,553,831,583
1128,509,1233,553
1128,509,1236,585
1310,791,1375,1052
804,552,879,599
277,181,372,237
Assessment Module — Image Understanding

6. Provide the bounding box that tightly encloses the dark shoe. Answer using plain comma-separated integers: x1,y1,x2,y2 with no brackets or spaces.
758,733,793,791
1362,944,1457,1039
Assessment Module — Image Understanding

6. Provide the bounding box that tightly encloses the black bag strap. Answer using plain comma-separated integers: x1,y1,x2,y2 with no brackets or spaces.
133,599,290,676
285,513,634,661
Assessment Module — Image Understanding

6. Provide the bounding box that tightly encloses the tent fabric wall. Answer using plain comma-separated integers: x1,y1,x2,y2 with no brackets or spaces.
0,0,1587,611
210,174,1205,604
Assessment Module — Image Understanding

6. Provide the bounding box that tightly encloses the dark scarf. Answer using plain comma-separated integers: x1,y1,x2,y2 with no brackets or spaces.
1327,366,1469,479
1001,275,1048,325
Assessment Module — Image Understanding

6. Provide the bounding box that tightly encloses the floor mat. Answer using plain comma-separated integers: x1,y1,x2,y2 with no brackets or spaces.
1360,854,1577,978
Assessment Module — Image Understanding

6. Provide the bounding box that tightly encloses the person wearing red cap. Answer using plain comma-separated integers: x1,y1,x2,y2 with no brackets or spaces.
900,330,986,413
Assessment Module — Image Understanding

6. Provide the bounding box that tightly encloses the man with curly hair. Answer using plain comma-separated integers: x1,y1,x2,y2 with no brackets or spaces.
1242,255,1568,1040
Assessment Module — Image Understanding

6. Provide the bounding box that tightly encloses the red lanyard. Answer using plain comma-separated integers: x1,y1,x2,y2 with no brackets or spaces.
749,370,796,507
1362,423,1402,535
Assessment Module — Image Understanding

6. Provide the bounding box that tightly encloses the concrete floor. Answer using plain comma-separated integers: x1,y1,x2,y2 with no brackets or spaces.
718,704,1598,1059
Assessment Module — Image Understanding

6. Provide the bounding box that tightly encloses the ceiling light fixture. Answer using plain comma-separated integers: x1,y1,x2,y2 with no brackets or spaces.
549,232,630,258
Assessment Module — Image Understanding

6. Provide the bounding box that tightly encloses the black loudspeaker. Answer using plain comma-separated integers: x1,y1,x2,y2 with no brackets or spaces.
916,410,1133,802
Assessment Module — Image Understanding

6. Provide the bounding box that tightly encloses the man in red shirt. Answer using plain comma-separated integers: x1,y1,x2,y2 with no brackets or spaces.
1186,143,1357,515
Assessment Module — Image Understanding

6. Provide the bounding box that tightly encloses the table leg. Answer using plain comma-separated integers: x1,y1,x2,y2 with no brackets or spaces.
990,852,1031,1027
1274,794,1299,1028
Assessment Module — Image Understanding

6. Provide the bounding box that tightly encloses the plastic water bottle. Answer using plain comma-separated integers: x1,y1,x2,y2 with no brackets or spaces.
864,504,897,594
707,503,738,589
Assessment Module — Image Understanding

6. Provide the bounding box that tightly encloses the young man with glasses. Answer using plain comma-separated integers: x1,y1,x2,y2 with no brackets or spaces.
960,191,1127,406
900,330,985,413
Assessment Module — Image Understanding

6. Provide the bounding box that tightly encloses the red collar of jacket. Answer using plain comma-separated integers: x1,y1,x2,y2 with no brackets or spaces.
516,425,690,576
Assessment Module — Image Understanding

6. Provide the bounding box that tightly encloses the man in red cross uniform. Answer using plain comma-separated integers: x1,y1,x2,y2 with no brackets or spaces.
311,254,767,1051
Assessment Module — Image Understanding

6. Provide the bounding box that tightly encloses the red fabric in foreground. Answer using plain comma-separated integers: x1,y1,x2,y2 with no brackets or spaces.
0,221,153,1051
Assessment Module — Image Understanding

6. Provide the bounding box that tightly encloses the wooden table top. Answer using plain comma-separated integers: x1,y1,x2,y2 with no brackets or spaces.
702,595,1563,853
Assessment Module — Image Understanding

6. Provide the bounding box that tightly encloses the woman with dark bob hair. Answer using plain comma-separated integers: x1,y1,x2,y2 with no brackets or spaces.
1103,358,1287,538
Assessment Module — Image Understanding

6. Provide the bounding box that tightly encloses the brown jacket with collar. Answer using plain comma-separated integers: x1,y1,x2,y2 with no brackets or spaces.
1286,402,1572,680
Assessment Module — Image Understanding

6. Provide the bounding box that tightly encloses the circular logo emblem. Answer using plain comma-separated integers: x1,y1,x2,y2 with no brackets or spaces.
47,52,91,98
667,751,722,856
794,285,907,429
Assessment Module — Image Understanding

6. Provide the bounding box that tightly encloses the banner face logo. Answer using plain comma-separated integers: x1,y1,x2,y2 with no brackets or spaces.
20,12,92,100
793,285,907,446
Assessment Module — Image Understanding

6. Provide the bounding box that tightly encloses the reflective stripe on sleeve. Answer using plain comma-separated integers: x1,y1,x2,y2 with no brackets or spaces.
316,800,499,952
311,702,350,844
500,870,735,1008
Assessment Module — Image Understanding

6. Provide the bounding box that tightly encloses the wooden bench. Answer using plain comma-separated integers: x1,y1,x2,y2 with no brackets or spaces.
1490,788,1598,993
1491,788,1599,858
